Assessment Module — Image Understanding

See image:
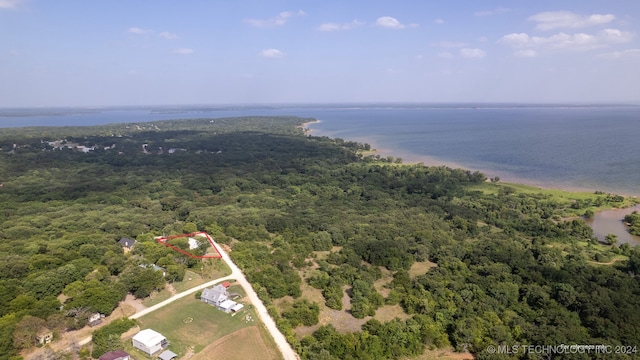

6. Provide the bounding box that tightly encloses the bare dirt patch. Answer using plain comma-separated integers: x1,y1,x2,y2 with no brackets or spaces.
408,260,438,278
191,326,279,360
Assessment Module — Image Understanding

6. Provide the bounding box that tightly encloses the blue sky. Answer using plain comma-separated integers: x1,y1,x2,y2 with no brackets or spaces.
1,0,639,106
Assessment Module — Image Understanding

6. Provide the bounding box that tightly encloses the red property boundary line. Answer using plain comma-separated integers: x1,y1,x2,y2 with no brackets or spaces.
156,231,222,259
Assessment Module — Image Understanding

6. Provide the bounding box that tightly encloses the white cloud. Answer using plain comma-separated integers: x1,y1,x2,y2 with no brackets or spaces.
434,18,445,25
499,28,633,52
159,31,178,40
173,48,193,55
460,48,486,58
529,11,615,31
317,20,365,32
475,7,509,17
261,48,286,59
514,49,537,57
375,16,417,29
597,48,640,59
0,0,25,9
128,27,153,35
244,10,305,27
438,52,454,59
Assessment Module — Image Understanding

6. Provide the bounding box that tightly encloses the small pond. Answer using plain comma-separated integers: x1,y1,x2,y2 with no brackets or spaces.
585,205,640,246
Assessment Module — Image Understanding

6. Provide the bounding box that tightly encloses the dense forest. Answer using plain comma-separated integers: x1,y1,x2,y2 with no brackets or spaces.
1,116,639,360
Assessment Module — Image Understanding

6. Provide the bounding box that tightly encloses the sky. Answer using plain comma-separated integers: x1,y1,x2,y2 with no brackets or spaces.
1,0,639,106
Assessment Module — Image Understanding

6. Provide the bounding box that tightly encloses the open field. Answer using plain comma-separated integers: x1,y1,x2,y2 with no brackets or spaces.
190,326,282,360
135,286,268,358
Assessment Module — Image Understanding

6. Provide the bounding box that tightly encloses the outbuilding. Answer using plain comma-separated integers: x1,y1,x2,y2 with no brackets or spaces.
98,350,131,360
132,329,168,356
158,350,178,360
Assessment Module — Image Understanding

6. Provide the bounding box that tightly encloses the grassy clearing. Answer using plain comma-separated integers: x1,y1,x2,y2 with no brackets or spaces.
141,289,173,307
408,261,438,278
135,294,255,357
549,239,629,265
469,182,639,216
190,326,282,360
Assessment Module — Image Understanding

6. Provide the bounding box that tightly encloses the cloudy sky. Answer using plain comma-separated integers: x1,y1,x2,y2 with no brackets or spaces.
1,0,639,106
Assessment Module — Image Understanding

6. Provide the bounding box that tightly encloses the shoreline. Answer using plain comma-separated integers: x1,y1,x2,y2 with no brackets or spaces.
303,120,638,198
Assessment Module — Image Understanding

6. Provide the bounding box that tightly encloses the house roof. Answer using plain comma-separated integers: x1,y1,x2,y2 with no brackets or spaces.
99,350,130,360
132,329,166,346
36,327,52,337
219,299,236,310
221,281,231,288
231,303,244,312
119,238,136,247
201,284,227,303
158,350,178,360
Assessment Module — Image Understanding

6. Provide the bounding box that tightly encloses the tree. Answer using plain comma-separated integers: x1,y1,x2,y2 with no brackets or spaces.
13,315,46,349
604,233,618,245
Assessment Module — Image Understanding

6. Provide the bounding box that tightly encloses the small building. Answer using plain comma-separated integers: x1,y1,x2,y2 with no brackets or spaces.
139,264,166,277
99,350,131,360
119,237,136,250
188,237,200,250
158,350,178,360
132,329,168,356
88,312,103,327
35,328,53,345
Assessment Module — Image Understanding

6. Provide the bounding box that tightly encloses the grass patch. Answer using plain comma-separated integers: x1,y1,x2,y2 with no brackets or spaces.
142,289,173,307
135,294,253,357
468,181,639,217
408,261,438,278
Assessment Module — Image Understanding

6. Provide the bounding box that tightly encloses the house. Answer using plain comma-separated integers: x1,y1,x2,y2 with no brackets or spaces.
201,284,228,306
139,264,166,277
35,328,53,345
188,237,200,250
99,350,131,360
88,312,103,327
201,284,244,313
158,350,178,360
118,238,136,251
132,329,168,356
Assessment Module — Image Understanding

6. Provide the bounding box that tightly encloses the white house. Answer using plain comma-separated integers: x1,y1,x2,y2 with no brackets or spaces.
201,284,244,313
188,237,200,250
132,329,168,356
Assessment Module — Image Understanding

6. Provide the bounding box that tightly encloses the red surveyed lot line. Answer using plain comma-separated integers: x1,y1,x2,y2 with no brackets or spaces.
156,231,222,259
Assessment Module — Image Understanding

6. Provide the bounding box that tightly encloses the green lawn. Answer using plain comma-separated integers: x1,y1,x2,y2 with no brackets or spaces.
135,291,253,357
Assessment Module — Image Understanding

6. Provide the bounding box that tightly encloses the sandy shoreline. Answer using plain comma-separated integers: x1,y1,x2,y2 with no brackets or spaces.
302,120,635,196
